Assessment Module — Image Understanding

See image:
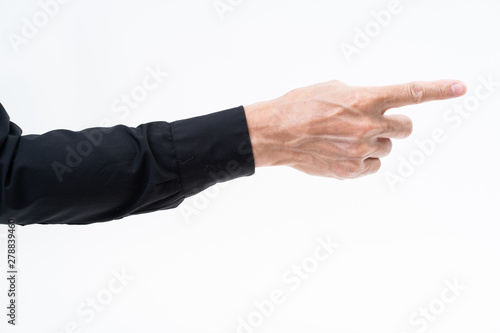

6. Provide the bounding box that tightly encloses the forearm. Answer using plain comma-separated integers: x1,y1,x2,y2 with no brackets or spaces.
0,104,254,226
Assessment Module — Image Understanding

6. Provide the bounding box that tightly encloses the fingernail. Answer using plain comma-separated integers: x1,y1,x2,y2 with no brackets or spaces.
451,82,467,96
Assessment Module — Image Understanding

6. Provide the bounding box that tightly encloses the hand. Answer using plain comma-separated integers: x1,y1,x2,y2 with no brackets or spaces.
244,79,467,179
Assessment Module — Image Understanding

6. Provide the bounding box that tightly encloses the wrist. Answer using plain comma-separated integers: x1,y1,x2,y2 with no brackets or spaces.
243,100,295,168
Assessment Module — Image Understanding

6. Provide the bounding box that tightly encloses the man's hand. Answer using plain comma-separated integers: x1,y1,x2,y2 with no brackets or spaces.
244,80,467,179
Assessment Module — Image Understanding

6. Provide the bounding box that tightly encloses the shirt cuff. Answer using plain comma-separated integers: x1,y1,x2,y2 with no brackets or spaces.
170,105,255,197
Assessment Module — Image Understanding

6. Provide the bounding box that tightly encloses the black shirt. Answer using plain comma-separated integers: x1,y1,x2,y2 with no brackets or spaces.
0,103,255,226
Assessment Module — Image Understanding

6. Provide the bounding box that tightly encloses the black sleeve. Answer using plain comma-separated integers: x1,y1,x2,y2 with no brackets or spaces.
0,103,255,226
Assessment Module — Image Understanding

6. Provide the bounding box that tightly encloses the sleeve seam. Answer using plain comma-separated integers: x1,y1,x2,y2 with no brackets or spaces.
168,122,187,198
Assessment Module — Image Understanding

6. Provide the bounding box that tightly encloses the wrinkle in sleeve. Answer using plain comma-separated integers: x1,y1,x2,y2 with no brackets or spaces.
0,103,255,226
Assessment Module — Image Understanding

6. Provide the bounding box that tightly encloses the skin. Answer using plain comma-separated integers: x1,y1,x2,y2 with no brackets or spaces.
243,79,467,179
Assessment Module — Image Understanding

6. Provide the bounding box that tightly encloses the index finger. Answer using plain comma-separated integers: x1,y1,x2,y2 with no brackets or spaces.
373,80,467,111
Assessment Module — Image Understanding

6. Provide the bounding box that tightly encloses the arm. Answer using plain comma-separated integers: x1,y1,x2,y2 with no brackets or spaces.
0,79,466,225
0,104,254,225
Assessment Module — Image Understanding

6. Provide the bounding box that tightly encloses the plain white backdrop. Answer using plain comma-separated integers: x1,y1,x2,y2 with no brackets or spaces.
1,0,499,332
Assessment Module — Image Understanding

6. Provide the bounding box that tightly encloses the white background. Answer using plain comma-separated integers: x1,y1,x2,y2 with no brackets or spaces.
1,0,499,332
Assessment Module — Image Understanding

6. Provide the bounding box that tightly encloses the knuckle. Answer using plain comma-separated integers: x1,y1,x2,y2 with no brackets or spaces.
348,143,370,158
335,162,353,179
353,160,366,177
408,82,424,104
334,169,347,179
343,160,365,179
351,90,363,102
438,84,448,98
330,79,347,87
333,165,349,179
347,90,368,109
355,117,377,139
284,88,298,100
355,159,366,170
